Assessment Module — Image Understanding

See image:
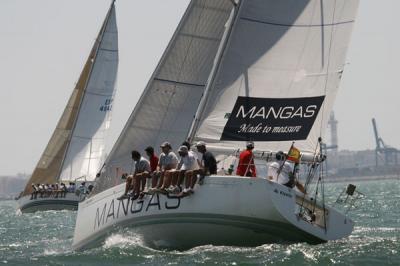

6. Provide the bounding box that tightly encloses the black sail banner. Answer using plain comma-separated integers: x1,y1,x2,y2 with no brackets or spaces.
221,96,325,141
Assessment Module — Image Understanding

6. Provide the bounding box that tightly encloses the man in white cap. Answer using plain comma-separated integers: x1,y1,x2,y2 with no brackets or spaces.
158,145,198,194
196,141,217,177
169,141,200,192
174,145,200,196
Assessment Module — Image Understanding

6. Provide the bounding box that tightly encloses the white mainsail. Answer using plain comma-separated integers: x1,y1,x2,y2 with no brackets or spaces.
93,0,233,194
22,1,118,196
191,0,359,154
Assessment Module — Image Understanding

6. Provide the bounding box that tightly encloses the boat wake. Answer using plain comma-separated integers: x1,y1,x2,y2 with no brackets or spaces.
103,233,145,249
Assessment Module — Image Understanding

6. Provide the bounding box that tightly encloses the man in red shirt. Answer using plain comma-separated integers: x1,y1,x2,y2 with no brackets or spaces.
236,142,257,177
145,146,159,189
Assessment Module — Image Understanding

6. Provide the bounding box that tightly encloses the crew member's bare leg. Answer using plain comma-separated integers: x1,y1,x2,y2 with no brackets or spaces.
190,170,200,189
141,175,146,192
177,170,186,188
124,175,134,195
160,171,173,190
170,171,179,187
157,172,165,189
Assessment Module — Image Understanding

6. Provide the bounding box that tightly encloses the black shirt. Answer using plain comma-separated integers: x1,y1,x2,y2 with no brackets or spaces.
202,151,217,175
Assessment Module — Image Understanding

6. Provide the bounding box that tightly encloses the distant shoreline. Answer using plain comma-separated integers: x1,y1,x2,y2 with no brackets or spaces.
325,174,400,183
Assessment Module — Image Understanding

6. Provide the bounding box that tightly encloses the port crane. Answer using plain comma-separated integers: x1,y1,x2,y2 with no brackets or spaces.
372,118,399,166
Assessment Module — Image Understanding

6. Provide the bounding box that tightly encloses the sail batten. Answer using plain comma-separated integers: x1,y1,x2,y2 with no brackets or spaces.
240,17,355,27
22,2,118,196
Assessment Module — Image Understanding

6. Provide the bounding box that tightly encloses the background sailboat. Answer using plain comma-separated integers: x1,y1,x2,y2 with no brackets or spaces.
17,0,118,213
73,0,359,250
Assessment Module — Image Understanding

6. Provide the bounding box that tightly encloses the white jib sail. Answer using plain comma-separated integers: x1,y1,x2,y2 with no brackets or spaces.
192,0,359,154
59,2,118,182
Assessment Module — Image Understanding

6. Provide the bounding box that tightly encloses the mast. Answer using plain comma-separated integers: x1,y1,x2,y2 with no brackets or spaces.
187,0,242,142
56,0,116,181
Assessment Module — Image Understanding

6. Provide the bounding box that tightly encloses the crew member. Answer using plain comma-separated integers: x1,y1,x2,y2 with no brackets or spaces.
236,142,257,177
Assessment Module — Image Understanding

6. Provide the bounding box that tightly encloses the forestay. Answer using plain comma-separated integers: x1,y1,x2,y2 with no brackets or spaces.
22,2,118,196
192,0,359,154
92,0,233,195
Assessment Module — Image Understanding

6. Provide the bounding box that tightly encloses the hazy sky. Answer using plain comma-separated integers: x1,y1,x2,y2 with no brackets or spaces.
1,0,399,175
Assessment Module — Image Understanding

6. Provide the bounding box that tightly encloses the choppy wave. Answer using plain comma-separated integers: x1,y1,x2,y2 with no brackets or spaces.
1,179,399,265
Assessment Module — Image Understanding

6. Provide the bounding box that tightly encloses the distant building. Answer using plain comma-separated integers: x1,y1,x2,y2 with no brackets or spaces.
326,150,400,178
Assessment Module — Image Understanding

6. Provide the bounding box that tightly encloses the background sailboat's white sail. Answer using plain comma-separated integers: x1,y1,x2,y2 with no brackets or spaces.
21,2,118,196
93,0,233,194
192,0,359,154
59,5,118,182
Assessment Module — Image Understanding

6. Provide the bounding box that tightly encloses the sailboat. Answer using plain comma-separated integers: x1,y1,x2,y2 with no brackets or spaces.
72,0,359,250
17,1,118,213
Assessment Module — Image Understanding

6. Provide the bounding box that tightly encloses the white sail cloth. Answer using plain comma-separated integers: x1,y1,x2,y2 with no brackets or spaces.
193,0,359,154
93,0,233,194
59,4,118,181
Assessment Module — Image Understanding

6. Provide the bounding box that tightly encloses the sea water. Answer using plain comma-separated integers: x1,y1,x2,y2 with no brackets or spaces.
0,179,399,265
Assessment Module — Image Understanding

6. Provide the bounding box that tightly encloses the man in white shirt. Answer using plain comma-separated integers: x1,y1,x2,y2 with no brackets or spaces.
168,141,200,193
176,145,200,196
268,151,306,193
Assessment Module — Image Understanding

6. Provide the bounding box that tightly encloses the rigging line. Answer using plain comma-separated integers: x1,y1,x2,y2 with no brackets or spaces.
320,141,328,232
301,137,321,212
301,138,324,216
322,158,327,232
319,0,338,137
300,161,318,216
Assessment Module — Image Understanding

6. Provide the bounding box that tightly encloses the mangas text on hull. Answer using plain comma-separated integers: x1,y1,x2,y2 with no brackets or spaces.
72,176,353,251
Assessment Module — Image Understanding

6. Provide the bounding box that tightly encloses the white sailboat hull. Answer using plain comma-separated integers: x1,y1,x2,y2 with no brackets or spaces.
72,176,354,250
17,192,83,213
